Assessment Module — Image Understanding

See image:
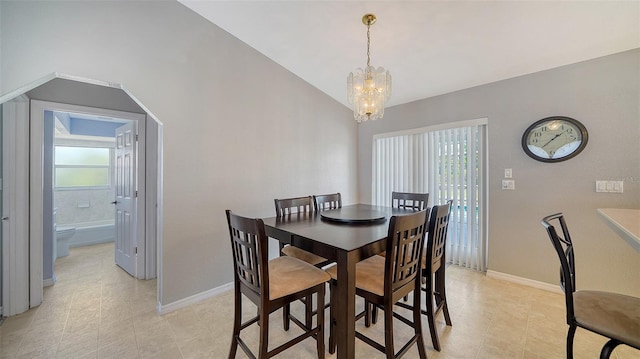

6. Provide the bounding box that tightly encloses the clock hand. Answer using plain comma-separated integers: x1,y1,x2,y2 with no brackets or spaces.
541,129,569,148
541,133,562,148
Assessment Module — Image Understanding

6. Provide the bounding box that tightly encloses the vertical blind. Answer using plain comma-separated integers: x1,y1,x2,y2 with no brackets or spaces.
373,122,487,271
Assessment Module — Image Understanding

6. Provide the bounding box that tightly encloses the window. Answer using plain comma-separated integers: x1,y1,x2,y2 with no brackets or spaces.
373,119,488,271
54,146,112,189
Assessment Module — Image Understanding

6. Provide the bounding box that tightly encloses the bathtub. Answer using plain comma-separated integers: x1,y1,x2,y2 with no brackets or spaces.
68,220,115,247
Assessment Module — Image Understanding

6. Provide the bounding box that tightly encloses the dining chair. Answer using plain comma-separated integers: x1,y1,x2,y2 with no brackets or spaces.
372,191,430,315
226,210,330,359
542,213,640,359
274,196,330,267
391,191,429,211
327,210,429,359
274,196,331,331
397,200,453,352
313,193,342,212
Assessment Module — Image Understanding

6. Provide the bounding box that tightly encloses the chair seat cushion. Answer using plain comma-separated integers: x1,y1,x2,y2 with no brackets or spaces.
269,256,330,300
574,290,640,348
326,255,385,296
281,245,328,266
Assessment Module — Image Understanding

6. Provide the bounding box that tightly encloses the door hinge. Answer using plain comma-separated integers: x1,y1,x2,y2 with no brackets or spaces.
135,190,138,197
135,247,138,254
135,134,139,141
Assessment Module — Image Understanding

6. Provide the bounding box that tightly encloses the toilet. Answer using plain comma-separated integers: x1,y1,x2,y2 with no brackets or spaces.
55,226,76,258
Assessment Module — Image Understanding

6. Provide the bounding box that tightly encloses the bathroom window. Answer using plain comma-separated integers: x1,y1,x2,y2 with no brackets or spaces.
54,146,112,189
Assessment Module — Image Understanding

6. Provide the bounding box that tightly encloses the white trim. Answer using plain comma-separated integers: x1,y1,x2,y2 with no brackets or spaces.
486,270,563,294
158,282,233,315
1,73,164,317
135,113,147,279
2,95,31,316
30,106,45,308
154,123,163,301
30,100,146,308
373,117,489,140
0,73,127,106
0,73,58,104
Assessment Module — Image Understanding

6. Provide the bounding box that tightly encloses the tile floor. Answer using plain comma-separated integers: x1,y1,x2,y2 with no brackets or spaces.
0,242,638,358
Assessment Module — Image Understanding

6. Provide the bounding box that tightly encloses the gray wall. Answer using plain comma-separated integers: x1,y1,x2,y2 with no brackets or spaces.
1,1,357,305
359,49,640,296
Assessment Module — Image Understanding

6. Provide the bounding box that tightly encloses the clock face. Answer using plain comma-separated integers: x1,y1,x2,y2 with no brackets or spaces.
522,117,588,162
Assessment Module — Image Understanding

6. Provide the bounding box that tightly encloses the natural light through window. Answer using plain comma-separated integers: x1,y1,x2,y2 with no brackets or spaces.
372,119,488,271
54,146,111,189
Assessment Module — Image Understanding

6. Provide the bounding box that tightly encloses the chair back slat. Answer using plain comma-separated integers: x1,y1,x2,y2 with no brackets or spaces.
274,196,314,217
385,210,429,294
226,210,268,296
541,213,576,324
392,191,429,211
427,201,452,272
313,193,342,212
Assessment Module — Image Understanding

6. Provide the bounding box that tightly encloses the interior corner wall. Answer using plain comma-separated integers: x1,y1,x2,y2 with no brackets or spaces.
0,1,356,305
358,49,640,296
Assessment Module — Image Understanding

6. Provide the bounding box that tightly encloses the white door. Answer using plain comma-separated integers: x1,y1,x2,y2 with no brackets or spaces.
115,122,137,276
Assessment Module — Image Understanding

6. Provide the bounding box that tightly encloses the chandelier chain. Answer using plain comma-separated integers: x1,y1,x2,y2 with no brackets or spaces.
366,23,371,67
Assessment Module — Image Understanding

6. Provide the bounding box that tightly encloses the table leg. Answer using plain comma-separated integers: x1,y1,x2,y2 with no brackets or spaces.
336,251,356,359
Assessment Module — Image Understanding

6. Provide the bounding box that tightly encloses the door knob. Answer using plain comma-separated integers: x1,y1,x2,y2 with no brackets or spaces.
2,216,8,221
111,201,118,205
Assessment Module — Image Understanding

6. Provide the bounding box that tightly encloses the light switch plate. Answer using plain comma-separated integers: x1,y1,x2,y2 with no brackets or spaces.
502,179,515,190
595,180,624,193
504,168,512,178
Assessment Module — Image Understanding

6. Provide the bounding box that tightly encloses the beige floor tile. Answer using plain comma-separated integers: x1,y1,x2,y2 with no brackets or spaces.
98,320,136,348
2,243,639,359
56,332,99,359
96,336,139,359
0,331,24,358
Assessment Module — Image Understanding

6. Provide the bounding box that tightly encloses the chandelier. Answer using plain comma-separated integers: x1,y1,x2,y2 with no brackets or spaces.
347,13,392,123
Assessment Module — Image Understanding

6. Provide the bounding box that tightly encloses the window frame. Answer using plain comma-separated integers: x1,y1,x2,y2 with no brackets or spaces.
53,144,115,191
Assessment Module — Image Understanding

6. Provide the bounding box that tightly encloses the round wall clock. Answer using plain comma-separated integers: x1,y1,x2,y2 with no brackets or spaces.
521,116,588,163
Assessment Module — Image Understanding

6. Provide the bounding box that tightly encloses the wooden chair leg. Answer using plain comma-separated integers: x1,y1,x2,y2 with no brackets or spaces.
567,324,577,359
441,291,452,326
316,286,326,359
283,303,291,331
258,309,269,358
384,300,395,359
436,267,452,326
329,281,336,354
365,300,372,327
413,288,428,359
305,295,313,329
424,281,441,351
229,286,241,359
372,304,379,324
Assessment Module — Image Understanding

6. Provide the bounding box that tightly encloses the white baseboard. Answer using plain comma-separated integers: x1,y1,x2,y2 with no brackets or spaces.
486,270,562,294
158,281,233,315
69,237,114,248
43,274,57,287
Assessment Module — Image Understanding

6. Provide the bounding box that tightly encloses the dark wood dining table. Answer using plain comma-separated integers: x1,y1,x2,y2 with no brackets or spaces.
262,204,413,359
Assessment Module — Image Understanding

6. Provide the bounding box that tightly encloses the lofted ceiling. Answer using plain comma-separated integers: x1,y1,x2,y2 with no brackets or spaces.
179,1,640,109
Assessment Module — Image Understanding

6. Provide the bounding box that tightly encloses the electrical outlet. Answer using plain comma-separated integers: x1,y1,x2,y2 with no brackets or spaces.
502,179,515,190
612,181,624,193
595,180,624,193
